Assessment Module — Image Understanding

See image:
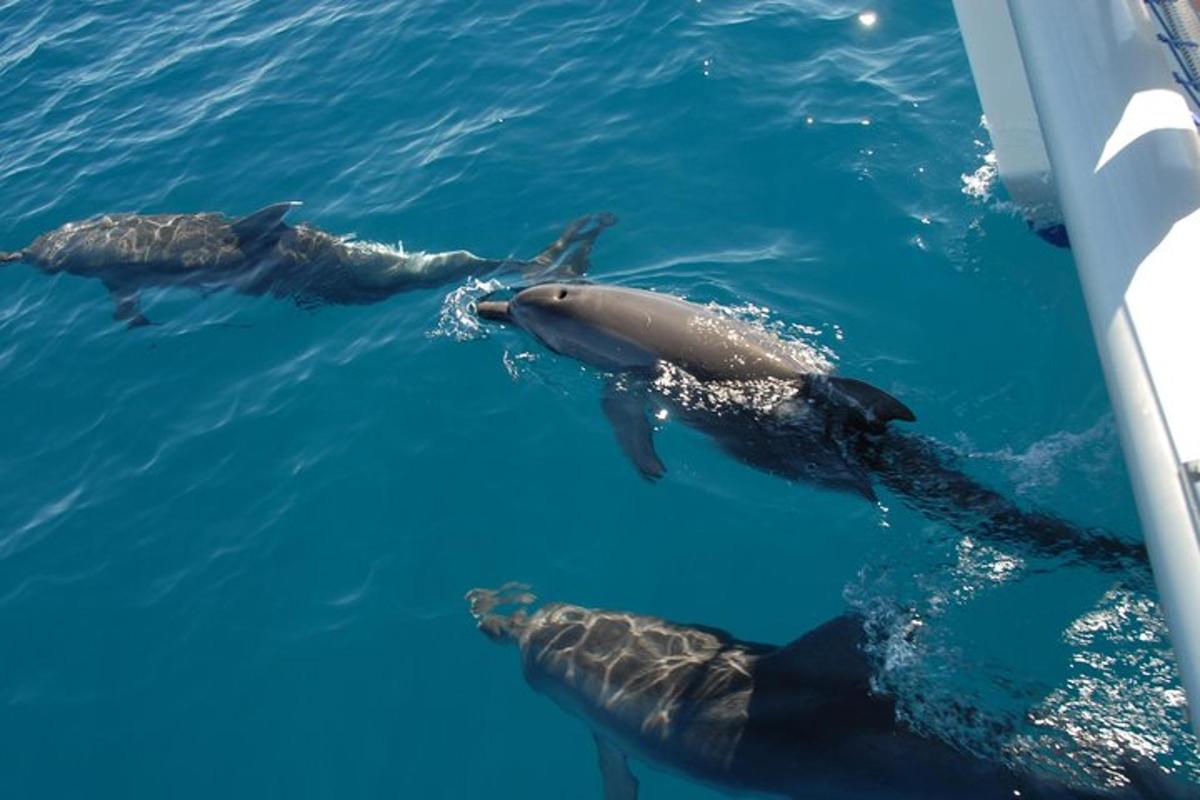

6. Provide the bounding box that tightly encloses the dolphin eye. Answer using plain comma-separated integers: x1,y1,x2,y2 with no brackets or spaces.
556,288,568,300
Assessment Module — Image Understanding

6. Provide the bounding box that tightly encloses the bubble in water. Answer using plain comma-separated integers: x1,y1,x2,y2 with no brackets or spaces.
959,416,1117,500
501,349,538,381
962,150,999,201
1014,588,1200,786
428,278,505,341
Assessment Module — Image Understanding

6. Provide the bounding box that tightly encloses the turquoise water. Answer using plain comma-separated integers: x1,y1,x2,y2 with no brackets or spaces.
0,1,1195,797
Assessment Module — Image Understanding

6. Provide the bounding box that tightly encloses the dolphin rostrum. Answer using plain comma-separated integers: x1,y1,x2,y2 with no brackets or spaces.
0,206,616,326
467,583,1192,800
476,282,1145,569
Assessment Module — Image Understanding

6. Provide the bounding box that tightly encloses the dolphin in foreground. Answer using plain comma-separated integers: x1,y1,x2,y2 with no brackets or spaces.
467,583,1193,800
0,205,616,326
476,283,1145,570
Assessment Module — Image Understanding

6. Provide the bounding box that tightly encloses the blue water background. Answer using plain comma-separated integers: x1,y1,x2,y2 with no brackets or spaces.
0,0,1194,797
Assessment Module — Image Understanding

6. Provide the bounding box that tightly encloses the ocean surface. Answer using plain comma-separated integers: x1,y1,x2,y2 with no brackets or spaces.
0,1,1195,798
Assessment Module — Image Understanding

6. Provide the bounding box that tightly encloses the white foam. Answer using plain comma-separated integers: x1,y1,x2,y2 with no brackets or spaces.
961,150,999,201
960,416,1116,498
1015,588,1200,786
428,277,504,342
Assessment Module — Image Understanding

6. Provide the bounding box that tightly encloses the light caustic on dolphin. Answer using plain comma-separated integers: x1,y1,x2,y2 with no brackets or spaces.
467,584,1190,800
0,205,616,326
476,282,1146,570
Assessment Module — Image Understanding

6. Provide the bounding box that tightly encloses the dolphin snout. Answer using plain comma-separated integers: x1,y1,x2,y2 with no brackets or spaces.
475,299,512,322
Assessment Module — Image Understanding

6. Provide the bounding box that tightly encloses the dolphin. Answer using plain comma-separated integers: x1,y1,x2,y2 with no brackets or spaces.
467,583,1193,800
0,205,616,326
475,282,1146,570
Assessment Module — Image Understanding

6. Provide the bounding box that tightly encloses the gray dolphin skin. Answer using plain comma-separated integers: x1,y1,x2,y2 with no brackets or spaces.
476,282,914,496
476,282,1146,569
476,282,914,430
467,584,1191,800
0,205,616,326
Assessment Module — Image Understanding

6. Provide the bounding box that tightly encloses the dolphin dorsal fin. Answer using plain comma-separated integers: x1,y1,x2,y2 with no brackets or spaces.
231,201,301,244
822,376,916,428
751,614,896,734
767,614,874,691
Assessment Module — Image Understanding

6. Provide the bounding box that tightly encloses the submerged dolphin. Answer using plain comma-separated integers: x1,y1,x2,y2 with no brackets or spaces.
476,282,1145,569
467,584,1191,800
0,205,615,326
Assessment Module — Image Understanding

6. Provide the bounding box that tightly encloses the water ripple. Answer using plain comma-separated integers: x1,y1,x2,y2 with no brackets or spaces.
0,0,1189,795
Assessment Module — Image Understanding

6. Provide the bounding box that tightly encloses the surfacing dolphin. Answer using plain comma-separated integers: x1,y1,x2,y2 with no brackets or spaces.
0,205,616,326
475,282,1145,570
467,584,1189,800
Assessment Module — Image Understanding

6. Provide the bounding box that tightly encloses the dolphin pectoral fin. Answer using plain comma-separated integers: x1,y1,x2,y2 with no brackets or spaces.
292,291,325,311
106,283,154,329
840,468,878,503
231,201,301,245
593,733,639,800
601,381,666,482
820,376,916,428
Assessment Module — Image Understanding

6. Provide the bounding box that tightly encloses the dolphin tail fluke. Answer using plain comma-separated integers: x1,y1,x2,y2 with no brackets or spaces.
524,211,618,281
820,376,916,429
0,250,23,264
466,582,537,644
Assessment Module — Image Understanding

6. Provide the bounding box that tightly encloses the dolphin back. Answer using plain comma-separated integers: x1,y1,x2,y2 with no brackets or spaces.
508,283,916,431
23,212,240,272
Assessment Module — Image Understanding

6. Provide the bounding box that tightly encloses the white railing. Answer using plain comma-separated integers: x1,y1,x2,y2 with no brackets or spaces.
953,0,1200,733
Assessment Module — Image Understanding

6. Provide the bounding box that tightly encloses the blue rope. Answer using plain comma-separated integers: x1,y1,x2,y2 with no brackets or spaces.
1146,1,1200,120
1159,32,1198,49
1174,71,1200,110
